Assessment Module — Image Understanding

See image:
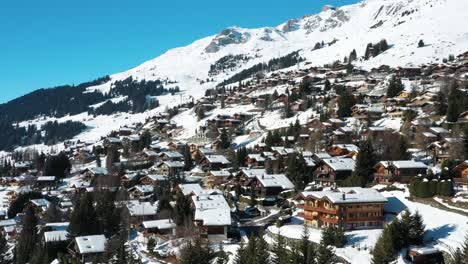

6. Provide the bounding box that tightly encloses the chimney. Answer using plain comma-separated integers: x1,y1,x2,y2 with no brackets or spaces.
342,192,346,200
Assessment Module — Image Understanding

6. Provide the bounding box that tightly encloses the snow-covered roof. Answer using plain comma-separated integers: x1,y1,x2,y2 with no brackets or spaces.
241,168,266,178
178,183,203,196
160,151,183,159
126,200,159,216
378,160,428,169
209,170,231,177
130,185,154,194
142,219,177,230
205,155,231,164
299,187,387,204
332,144,360,152
429,127,449,134
37,176,56,181
44,230,68,242
75,235,107,254
87,167,108,175
256,174,294,190
191,194,231,226
31,199,50,208
322,158,355,171
162,161,185,168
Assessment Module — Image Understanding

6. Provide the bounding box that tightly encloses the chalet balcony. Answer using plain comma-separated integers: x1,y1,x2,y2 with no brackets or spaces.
297,212,315,221
298,204,339,215
319,216,339,225
346,216,384,222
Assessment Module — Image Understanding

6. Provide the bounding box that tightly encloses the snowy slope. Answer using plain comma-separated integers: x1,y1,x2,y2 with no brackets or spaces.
89,0,468,97
15,0,468,152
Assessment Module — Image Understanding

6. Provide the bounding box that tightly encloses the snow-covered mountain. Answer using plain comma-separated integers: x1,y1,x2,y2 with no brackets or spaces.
91,0,468,97
7,0,468,152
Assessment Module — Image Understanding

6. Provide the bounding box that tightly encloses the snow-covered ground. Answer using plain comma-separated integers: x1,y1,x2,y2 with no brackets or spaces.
267,188,468,264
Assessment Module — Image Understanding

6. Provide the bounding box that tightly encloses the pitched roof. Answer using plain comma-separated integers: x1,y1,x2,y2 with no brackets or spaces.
298,187,387,204
75,235,107,254
142,219,176,230
191,194,231,226
256,174,294,190
322,158,356,171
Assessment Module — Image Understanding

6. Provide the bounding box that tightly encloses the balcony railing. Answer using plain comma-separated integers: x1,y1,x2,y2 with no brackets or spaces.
300,205,339,215
319,216,339,224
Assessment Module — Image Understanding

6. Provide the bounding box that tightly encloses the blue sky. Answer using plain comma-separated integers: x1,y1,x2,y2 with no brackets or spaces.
0,0,358,103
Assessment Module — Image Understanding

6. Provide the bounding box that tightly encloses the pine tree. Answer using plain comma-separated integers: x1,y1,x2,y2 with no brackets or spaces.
462,235,468,264
351,139,376,186
418,39,425,47
324,80,331,92
68,192,99,238
180,238,215,264
271,234,289,264
337,90,356,118
298,225,316,264
386,76,404,98
316,242,334,264
396,136,409,160
371,226,396,264
183,144,193,171
233,242,247,264
256,235,270,264
215,244,229,264
16,205,39,264
408,211,425,246
147,237,156,254
349,49,357,62
219,128,230,149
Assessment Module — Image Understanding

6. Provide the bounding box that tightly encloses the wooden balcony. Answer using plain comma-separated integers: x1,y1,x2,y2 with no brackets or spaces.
297,212,315,221
299,205,339,215
346,216,384,222
319,216,339,225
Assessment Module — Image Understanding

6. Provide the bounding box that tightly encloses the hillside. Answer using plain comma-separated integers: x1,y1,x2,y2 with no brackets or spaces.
1,0,468,151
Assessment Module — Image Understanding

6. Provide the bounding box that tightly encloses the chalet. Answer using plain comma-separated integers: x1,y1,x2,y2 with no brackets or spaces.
158,161,184,176
141,219,177,237
120,172,142,187
245,154,266,167
453,160,468,190
253,174,294,201
428,138,463,162
200,155,231,171
313,158,355,185
128,185,154,200
373,160,428,184
407,246,444,264
139,174,167,186
82,167,108,179
206,170,231,188
104,137,122,148
119,127,133,136
296,187,387,230
328,144,359,158
177,183,204,196
428,127,450,141
69,235,107,263
35,176,57,189
126,200,159,226
191,194,231,241
458,110,468,123
30,199,51,213
142,150,158,161
159,151,183,161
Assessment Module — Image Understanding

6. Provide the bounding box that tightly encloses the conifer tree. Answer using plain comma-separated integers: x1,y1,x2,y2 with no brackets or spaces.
298,225,316,264
180,237,215,264
0,232,11,264
219,128,231,149
256,235,270,264
371,226,396,264
271,234,289,264
68,192,99,238
147,237,156,254
16,205,39,264
316,243,334,264
350,139,376,186
215,244,229,264
183,144,193,171
337,90,356,118
408,211,425,246
233,242,247,264
418,39,425,47
386,76,404,98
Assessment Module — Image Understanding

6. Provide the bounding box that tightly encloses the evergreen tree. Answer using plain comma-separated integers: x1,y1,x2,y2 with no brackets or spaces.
371,226,396,264
298,225,316,264
418,39,425,47
179,238,215,264
255,235,270,264
271,234,289,264
351,139,376,186
183,144,193,171
112,238,141,264
336,90,356,118
16,205,39,264
44,152,71,178
68,192,99,238
147,237,156,254
215,244,230,264
316,243,334,264
324,80,331,92
219,128,231,149
349,49,357,62
386,76,404,98
408,211,425,246
233,242,247,264
395,137,410,160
